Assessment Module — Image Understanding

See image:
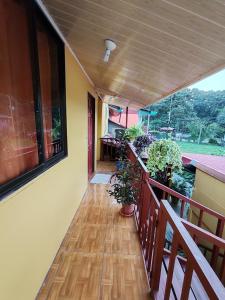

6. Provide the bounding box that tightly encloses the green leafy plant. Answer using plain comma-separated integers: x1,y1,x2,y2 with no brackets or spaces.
52,118,61,140
125,124,144,141
147,140,182,185
169,173,193,219
179,169,195,186
115,130,130,162
171,173,192,197
108,161,141,205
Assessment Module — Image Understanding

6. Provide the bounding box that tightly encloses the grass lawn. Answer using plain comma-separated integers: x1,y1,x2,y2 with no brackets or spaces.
176,141,225,156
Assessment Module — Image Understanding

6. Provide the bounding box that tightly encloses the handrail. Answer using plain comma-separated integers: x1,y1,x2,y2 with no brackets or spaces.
126,143,225,297
100,137,120,142
149,177,225,222
128,143,149,174
129,143,224,217
152,200,225,299
182,218,225,281
182,219,225,250
129,142,225,232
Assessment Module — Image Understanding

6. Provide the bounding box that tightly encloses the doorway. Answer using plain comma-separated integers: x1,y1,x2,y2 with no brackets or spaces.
88,93,95,179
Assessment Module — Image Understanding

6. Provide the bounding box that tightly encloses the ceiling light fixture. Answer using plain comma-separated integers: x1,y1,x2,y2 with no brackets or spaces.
103,39,117,63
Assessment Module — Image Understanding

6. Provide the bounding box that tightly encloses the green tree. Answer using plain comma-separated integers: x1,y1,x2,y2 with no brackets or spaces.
148,89,197,132
206,123,224,140
187,120,207,143
217,107,225,127
146,88,225,143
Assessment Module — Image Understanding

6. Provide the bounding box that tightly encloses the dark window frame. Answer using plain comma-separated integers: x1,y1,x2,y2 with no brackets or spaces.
0,0,67,200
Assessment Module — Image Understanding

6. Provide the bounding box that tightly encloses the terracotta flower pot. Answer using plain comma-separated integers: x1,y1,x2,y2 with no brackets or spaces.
120,204,135,217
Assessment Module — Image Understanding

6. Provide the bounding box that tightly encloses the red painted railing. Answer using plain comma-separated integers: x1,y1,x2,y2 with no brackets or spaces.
100,137,120,160
127,144,225,299
148,176,225,275
152,201,225,299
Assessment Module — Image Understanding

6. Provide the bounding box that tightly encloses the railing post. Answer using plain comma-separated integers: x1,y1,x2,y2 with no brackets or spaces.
139,179,148,243
220,250,225,282
180,200,185,218
146,207,158,273
197,209,204,228
151,205,167,290
194,209,204,244
137,172,146,235
180,260,193,300
164,234,179,300
211,219,224,269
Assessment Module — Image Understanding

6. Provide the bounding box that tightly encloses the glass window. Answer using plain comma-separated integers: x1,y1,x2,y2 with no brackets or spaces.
0,0,39,185
36,16,64,159
0,0,67,198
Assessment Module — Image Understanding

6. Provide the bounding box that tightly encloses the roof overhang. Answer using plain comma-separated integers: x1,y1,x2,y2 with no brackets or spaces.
40,0,225,109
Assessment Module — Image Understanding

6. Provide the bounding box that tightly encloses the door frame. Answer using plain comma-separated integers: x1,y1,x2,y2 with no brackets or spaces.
87,92,95,179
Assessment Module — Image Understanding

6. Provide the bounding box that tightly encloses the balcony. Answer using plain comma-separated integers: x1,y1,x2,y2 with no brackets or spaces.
2,1,225,299
37,161,150,299
36,145,225,299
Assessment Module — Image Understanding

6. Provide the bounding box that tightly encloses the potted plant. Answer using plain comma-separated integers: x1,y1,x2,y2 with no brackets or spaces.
133,134,155,158
125,124,144,141
115,130,130,170
147,140,182,199
108,160,141,216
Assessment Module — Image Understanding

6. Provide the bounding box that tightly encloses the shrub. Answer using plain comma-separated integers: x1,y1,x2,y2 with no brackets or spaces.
208,138,218,145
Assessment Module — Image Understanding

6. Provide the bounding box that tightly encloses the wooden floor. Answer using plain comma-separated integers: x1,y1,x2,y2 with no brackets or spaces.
37,162,150,300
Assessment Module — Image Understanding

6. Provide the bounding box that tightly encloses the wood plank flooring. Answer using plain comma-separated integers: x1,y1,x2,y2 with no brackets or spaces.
36,162,150,300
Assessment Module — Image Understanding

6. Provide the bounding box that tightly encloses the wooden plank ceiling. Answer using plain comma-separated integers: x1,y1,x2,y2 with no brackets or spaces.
43,0,225,109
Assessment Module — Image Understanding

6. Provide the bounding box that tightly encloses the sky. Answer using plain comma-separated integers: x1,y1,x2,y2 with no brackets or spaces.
190,69,225,91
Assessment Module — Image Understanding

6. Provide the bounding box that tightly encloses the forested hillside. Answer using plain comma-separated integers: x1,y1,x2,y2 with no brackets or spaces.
146,88,225,144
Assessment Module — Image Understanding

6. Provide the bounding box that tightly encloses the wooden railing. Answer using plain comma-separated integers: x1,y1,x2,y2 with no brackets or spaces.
148,176,225,274
148,177,225,236
127,144,225,299
100,137,120,160
182,219,225,283
152,201,225,299
52,139,63,155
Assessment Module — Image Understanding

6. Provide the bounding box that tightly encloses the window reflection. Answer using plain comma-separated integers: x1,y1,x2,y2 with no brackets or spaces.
0,1,38,185
36,16,63,159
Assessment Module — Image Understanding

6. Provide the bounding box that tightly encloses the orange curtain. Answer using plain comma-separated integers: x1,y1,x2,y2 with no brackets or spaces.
0,0,38,185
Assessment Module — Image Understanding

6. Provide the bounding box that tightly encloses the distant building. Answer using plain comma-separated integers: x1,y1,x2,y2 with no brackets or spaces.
183,153,225,235
108,105,139,136
108,119,125,136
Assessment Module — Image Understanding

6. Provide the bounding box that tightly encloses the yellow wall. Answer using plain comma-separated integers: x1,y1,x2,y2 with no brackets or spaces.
102,103,109,136
0,47,97,300
192,169,225,233
96,101,109,160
